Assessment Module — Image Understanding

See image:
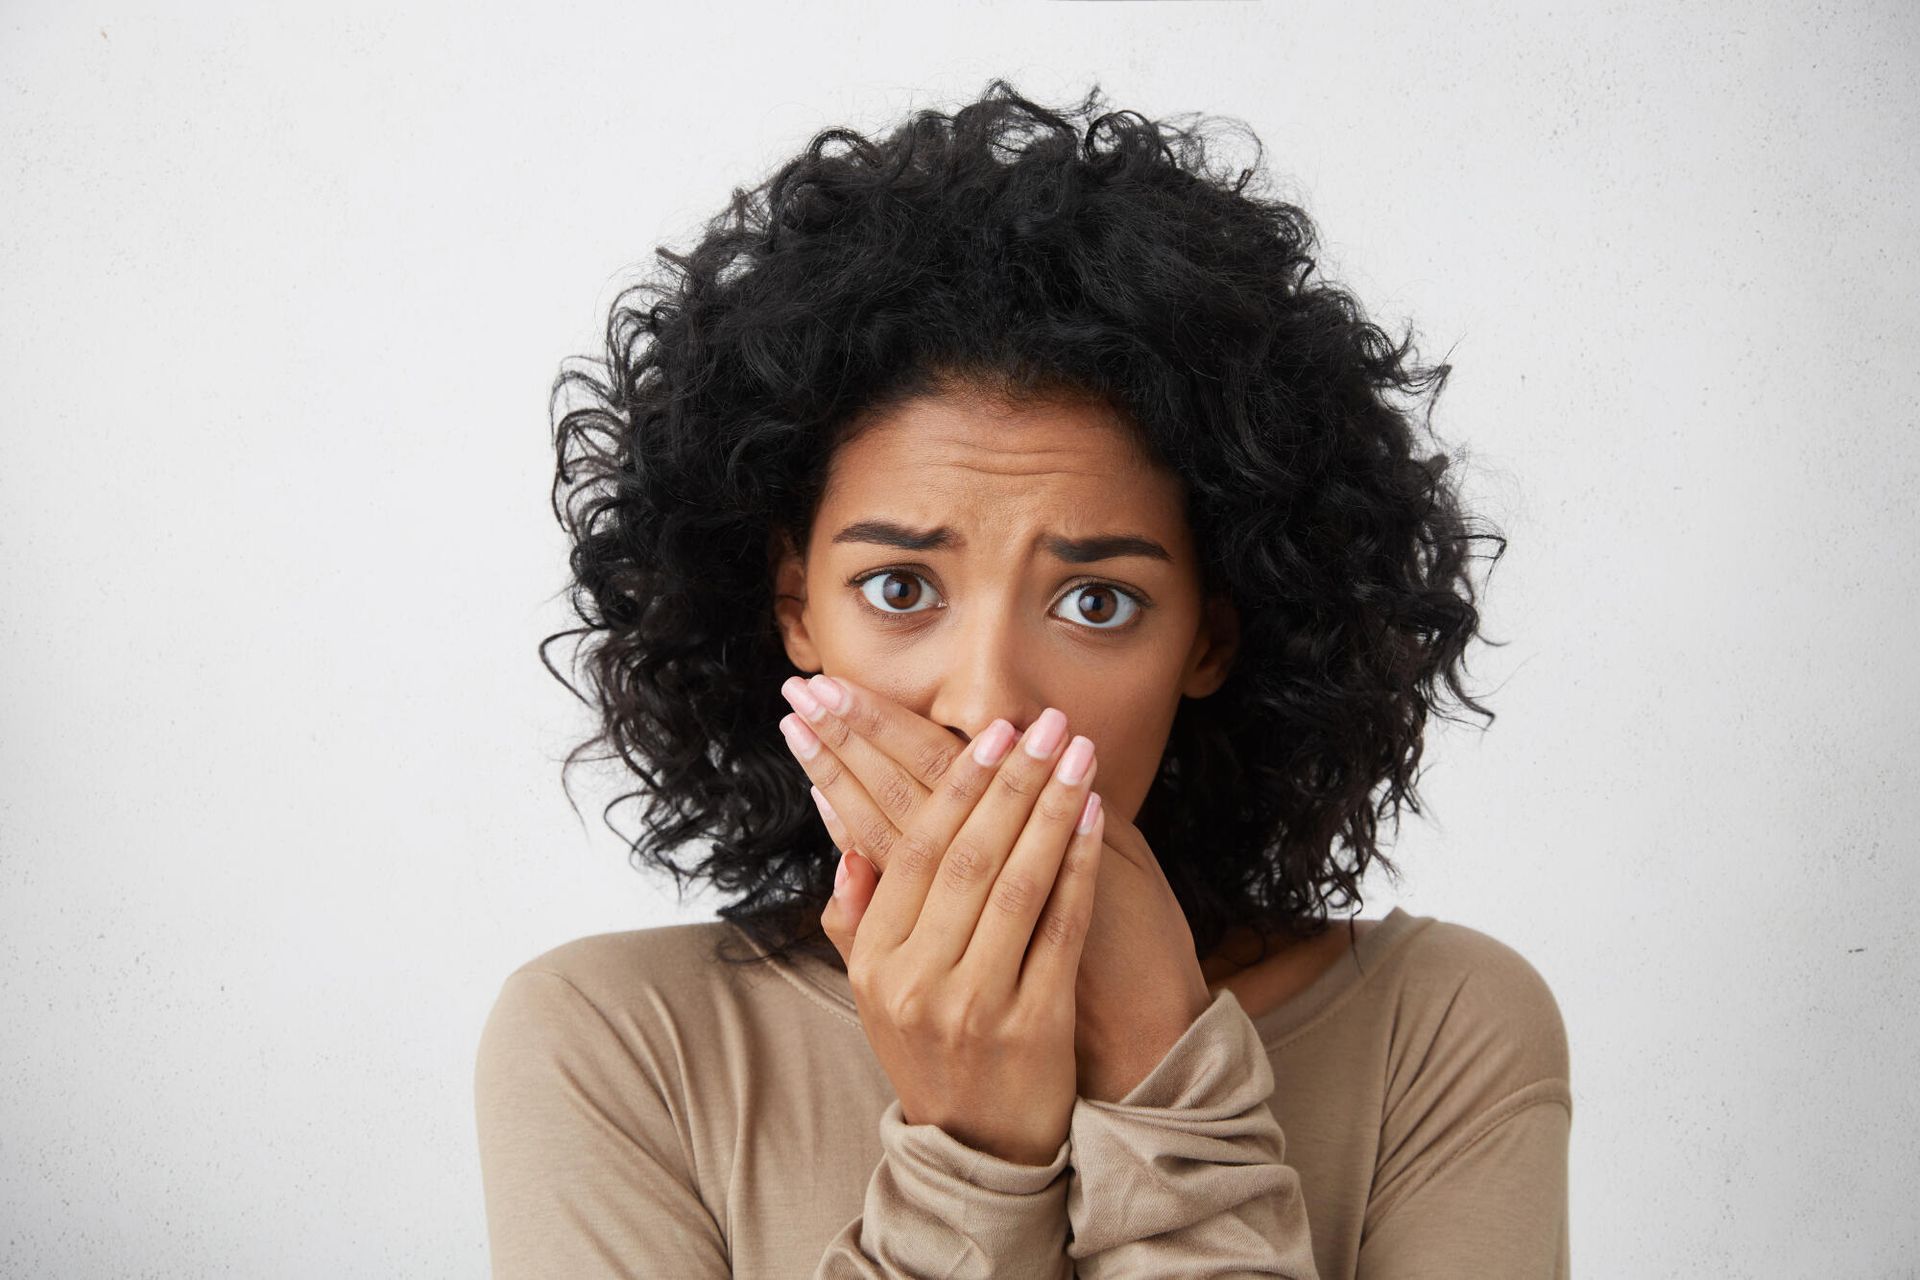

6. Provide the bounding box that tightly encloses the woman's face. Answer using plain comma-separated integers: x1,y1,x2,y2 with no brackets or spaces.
771,385,1238,824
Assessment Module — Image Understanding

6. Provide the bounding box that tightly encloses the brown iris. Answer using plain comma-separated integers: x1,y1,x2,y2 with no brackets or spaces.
1070,585,1118,625
878,572,922,609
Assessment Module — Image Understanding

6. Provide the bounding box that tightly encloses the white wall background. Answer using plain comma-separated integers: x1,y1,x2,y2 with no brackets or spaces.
3,2,1915,1275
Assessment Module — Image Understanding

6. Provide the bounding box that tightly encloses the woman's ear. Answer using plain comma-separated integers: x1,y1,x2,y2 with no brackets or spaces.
1181,592,1240,699
769,527,822,674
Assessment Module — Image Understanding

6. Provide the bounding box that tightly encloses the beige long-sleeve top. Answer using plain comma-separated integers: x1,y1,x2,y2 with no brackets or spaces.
474,906,1572,1278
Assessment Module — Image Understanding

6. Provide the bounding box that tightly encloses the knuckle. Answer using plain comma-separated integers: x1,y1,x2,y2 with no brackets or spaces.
811,754,846,791
988,870,1039,917
941,770,985,807
846,699,885,740
1035,906,1083,952
996,765,1040,801
1034,787,1078,826
1013,994,1071,1040
914,737,964,786
955,993,1004,1043
816,713,853,750
857,819,896,865
999,997,1047,1040
893,827,942,878
874,767,917,817
940,838,990,886
885,981,935,1030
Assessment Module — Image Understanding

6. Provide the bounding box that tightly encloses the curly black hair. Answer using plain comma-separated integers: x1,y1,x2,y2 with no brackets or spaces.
540,79,1507,974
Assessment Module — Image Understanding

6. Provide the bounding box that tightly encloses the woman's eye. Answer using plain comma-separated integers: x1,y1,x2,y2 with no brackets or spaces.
1052,583,1141,630
850,571,1147,630
853,570,941,615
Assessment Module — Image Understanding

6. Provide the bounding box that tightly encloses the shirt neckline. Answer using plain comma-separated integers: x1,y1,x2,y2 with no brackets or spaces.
764,904,1428,1048
1243,904,1428,1045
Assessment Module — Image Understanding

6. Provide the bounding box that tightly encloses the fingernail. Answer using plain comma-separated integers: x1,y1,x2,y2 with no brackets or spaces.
1054,735,1094,786
972,719,1016,766
1023,707,1068,759
811,784,838,827
785,677,826,722
780,714,820,760
1077,791,1101,834
808,674,849,713
833,851,848,897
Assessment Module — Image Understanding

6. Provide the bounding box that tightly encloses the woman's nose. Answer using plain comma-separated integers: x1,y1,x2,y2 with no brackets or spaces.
933,693,1043,747
925,621,1045,747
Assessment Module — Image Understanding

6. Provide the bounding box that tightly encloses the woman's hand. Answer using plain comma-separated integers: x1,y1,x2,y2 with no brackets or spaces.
781,674,1212,1105
779,680,1107,1166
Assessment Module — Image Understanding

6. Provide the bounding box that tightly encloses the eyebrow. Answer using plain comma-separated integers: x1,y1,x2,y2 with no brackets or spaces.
830,519,1173,564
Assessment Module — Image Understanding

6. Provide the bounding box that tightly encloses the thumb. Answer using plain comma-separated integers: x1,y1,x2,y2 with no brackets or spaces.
821,849,877,966
814,786,880,962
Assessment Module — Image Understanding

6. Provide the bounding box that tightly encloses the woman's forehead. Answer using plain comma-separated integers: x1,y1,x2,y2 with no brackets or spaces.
812,396,1194,560
825,390,1165,485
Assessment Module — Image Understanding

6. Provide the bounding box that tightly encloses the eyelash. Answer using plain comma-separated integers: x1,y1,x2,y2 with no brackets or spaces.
846,567,1154,632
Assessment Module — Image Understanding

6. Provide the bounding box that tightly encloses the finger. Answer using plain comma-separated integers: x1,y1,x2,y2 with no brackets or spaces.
810,788,888,948
782,674,961,870
1013,789,1105,1000
793,673,969,794
811,785,854,856
820,852,854,968
955,732,1098,996
837,849,878,939
778,693,919,873
820,850,876,969
857,717,1017,955
905,709,1076,972
780,712,898,869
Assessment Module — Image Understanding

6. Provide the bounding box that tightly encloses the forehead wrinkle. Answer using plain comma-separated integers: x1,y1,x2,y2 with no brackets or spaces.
902,427,1121,468
820,406,1188,564
933,454,1114,483
838,471,1180,542
842,459,1160,538
828,433,1121,499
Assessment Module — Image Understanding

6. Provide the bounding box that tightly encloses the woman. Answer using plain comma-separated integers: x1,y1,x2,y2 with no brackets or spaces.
476,80,1571,1278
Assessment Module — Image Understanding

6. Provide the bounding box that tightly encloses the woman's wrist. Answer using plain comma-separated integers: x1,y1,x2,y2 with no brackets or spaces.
1074,978,1214,1102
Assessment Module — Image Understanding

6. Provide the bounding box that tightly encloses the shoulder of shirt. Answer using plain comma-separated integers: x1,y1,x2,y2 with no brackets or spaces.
490,919,765,1021
1370,915,1569,1084
512,917,735,983
1356,915,1572,1225
1356,914,1572,1153
476,921,770,1116
475,917,868,1152
481,917,861,1054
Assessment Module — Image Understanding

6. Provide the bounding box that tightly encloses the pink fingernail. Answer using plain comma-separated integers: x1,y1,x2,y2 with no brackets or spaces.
1077,791,1102,834
1054,735,1094,786
1022,707,1068,759
808,674,849,713
972,720,1016,766
786,677,826,722
833,852,848,897
780,714,820,760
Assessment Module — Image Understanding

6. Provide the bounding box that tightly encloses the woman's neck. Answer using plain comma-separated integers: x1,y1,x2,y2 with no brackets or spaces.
1200,920,1363,1021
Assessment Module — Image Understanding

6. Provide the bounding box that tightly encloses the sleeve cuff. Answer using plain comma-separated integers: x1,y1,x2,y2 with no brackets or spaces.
1067,988,1307,1263
877,1097,1072,1193
1096,986,1279,1115
821,1099,1070,1279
